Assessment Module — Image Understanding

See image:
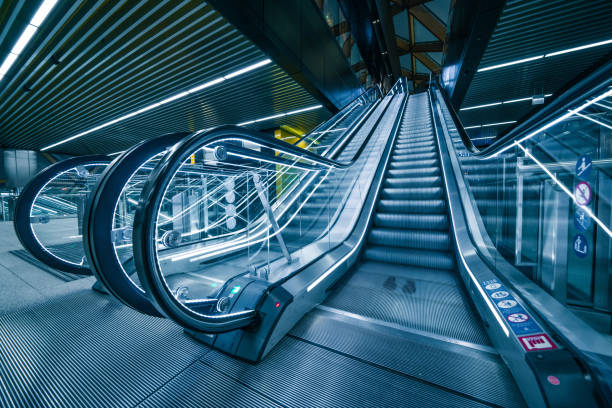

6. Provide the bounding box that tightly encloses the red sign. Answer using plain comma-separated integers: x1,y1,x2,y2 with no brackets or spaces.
518,334,557,351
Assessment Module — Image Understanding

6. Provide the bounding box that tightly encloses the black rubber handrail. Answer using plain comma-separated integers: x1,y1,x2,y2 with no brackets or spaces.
133,108,395,332
434,59,612,158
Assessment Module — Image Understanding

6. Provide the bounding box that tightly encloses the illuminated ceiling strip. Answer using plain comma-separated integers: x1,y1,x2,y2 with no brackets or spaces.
492,88,612,157
516,142,612,238
236,104,323,126
0,0,58,81
107,104,323,158
461,94,553,111
464,120,516,130
478,39,612,72
41,59,272,151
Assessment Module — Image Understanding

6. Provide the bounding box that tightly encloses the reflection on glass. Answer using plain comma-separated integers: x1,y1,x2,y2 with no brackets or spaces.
30,163,107,266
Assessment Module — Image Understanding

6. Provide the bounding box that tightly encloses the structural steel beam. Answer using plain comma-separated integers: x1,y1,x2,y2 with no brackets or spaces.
409,5,446,42
208,0,362,111
442,0,505,108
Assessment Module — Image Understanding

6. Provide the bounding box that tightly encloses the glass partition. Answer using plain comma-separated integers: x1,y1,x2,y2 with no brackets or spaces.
437,86,612,333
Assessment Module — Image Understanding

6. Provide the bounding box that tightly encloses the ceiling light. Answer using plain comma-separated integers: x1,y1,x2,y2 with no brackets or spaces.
574,112,612,130
461,94,553,110
464,120,516,130
460,102,501,111
236,104,323,127
11,25,37,55
545,39,612,57
478,55,543,72
478,38,612,72
0,0,58,82
41,59,272,151
30,0,58,27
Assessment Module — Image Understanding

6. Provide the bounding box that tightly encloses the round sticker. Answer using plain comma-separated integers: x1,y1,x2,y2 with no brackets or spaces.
573,233,588,258
226,217,237,230
575,154,592,179
574,207,591,232
225,191,235,203
485,283,501,290
491,291,509,299
507,313,529,323
574,181,592,206
497,299,517,309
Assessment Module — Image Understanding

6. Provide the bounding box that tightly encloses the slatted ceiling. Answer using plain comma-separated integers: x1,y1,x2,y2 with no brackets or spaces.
0,1,331,155
15,65,328,155
459,0,612,133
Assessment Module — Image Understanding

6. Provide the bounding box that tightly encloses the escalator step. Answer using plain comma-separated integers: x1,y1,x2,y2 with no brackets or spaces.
381,187,443,200
392,152,437,161
364,246,454,270
387,167,439,178
389,159,438,170
374,213,449,230
385,176,441,188
369,228,451,251
394,145,436,155
378,199,445,214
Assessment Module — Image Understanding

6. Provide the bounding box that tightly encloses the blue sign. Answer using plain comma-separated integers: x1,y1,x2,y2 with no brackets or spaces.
574,208,591,232
481,279,542,336
573,233,589,258
575,155,592,179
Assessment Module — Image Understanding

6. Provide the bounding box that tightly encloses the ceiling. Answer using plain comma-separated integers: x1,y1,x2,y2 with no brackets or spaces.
0,1,331,155
457,0,612,141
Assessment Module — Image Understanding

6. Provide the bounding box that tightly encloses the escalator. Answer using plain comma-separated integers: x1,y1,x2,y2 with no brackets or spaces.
6,73,611,407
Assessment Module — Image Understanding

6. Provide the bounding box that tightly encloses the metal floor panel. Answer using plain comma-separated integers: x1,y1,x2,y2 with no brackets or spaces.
201,336,493,408
136,361,283,408
290,309,526,408
0,290,209,408
323,263,491,345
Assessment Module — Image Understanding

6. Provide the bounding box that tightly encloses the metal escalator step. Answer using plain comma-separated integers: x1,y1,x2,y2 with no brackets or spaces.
392,151,437,161
374,213,448,230
364,246,455,270
385,176,441,188
389,159,438,170
396,140,434,149
394,145,436,155
387,167,439,178
368,228,451,251
396,136,433,144
382,186,443,200
377,199,446,214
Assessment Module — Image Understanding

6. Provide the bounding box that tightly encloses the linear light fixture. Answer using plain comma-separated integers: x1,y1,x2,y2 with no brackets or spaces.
464,120,516,130
237,105,323,126
0,0,58,81
478,38,612,72
41,59,272,151
574,111,612,130
461,94,553,111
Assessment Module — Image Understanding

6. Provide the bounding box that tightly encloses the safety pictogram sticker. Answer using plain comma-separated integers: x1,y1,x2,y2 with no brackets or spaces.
518,334,557,351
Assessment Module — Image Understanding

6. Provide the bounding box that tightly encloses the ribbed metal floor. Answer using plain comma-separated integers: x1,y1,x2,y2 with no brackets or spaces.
0,287,508,408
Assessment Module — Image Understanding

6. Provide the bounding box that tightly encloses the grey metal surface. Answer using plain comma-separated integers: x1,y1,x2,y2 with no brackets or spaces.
201,337,493,408
0,290,209,408
291,308,525,408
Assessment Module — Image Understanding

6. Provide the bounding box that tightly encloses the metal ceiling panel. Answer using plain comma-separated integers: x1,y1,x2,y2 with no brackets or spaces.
0,1,331,155
459,0,612,134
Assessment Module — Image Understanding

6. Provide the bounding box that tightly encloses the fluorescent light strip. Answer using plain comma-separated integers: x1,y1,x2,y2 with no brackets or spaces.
516,142,612,238
478,39,612,72
236,104,323,126
41,59,272,151
461,94,553,111
0,0,58,80
464,120,516,130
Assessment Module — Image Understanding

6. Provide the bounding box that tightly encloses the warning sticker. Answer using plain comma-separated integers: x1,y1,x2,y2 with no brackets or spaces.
481,279,552,339
518,334,557,351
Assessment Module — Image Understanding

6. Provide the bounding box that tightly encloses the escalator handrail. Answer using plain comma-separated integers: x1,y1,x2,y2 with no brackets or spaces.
291,84,383,148
133,109,396,332
434,59,612,158
430,86,612,404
